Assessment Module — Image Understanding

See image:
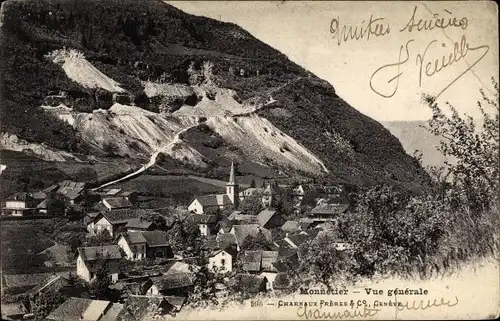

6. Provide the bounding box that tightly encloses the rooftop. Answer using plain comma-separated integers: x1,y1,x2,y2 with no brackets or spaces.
77,245,122,261
46,297,111,321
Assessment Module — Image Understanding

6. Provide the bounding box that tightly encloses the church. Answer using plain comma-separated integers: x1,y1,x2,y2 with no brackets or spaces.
187,162,239,214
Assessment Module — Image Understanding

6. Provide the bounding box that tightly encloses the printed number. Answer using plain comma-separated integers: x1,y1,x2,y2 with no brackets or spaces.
251,300,263,307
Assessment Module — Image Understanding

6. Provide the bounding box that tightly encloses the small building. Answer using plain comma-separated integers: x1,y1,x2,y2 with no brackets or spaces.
56,181,86,205
187,194,232,214
230,224,272,251
187,213,218,236
89,209,159,237
76,245,122,283
262,183,281,208
117,231,173,261
228,211,258,224
256,209,283,229
208,245,238,273
143,273,194,297
238,187,264,202
309,203,349,222
2,192,37,216
260,251,279,291
101,197,133,211
239,250,263,273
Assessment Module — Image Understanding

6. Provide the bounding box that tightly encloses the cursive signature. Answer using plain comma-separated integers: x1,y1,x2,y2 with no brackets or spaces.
330,15,390,46
297,304,381,320
370,34,489,99
400,6,468,33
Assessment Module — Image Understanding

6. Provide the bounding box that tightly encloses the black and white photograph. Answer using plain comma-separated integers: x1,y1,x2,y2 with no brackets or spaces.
0,0,498,320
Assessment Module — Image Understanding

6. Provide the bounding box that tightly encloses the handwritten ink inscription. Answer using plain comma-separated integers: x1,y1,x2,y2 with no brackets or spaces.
329,5,489,99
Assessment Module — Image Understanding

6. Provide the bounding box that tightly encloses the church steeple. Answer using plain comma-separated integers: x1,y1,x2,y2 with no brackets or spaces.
229,162,235,184
226,161,239,208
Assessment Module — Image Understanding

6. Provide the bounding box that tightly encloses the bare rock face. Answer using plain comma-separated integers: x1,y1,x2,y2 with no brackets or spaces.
0,0,430,189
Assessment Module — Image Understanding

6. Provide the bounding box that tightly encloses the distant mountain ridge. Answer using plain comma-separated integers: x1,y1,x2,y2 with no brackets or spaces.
0,0,430,190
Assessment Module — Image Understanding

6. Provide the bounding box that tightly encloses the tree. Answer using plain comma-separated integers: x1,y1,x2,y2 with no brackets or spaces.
250,179,256,188
30,291,65,320
422,78,499,213
239,194,264,215
87,255,111,300
46,192,66,217
241,232,274,251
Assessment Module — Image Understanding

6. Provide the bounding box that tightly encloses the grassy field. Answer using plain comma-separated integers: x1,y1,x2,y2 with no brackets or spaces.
114,174,225,204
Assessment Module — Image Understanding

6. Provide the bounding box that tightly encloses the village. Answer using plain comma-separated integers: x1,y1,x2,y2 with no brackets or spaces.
1,162,351,320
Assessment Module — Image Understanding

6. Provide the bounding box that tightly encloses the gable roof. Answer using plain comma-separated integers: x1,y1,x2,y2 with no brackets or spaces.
32,191,47,200
231,224,271,246
2,272,69,291
239,187,264,197
286,233,312,248
163,296,186,311
257,209,278,227
150,273,193,291
228,212,258,224
261,251,279,272
46,297,111,321
119,232,147,245
99,303,124,321
124,218,154,230
281,220,299,232
140,231,170,247
188,213,218,224
98,209,156,225
56,181,85,199
103,197,133,210
217,233,238,247
311,203,349,216
239,250,263,272
77,245,122,262
211,244,238,259
194,194,232,207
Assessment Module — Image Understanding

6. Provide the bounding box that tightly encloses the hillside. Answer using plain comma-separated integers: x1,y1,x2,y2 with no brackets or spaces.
0,0,430,191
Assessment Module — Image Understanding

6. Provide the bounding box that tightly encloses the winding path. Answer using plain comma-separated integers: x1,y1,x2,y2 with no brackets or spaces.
91,124,197,191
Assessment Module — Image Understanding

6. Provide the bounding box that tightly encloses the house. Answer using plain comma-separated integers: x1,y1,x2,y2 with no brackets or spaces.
117,231,173,261
262,183,281,207
100,197,133,211
208,245,238,273
238,250,263,273
238,187,264,203
230,224,272,251
89,209,159,237
235,274,268,294
76,245,122,283
115,295,175,320
260,251,279,291
46,297,116,321
188,213,218,236
228,211,258,224
56,180,86,205
309,203,349,222
143,273,194,296
257,209,284,229
2,192,37,216
188,162,239,214
24,275,69,314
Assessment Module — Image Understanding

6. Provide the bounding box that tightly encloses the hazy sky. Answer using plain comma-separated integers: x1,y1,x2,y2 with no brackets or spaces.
170,1,498,121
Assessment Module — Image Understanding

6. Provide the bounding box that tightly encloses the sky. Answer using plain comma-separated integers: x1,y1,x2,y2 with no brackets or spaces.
169,1,498,122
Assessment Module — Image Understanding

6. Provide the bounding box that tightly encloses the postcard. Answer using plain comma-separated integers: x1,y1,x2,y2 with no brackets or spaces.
0,1,498,320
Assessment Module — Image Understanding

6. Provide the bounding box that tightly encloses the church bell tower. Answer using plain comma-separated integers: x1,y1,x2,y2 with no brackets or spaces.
226,162,239,208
